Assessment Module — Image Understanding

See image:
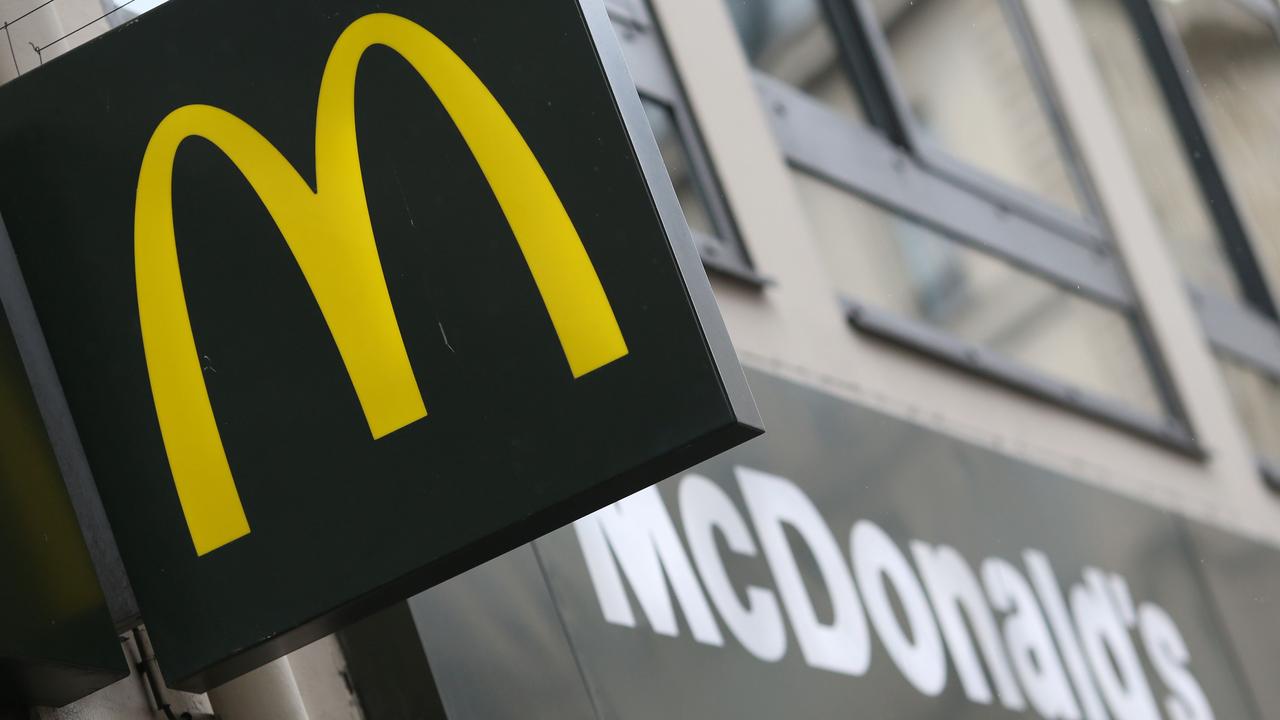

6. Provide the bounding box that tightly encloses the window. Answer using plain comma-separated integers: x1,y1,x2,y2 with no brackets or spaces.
611,0,761,282
640,97,718,239
1166,0,1280,297
1075,0,1244,300
796,171,1165,420
1072,0,1280,481
1218,355,1280,483
727,0,865,122
728,0,1187,445
874,0,1088,215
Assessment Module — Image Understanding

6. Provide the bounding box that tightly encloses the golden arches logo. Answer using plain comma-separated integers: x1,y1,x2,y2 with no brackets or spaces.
135,13,629,557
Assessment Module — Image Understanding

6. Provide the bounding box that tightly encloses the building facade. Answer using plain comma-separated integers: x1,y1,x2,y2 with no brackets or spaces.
1,0,1278,717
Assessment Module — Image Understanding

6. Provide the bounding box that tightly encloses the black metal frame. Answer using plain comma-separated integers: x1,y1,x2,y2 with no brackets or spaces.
1110,0,1280,477
607,0,768,287
737,0,1196,449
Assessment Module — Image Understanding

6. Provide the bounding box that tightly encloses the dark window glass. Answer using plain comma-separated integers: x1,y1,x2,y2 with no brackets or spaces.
726,0,865,122
640,96,719,238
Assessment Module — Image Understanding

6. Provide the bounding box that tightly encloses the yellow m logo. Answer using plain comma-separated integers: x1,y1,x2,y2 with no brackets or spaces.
135,13,629,556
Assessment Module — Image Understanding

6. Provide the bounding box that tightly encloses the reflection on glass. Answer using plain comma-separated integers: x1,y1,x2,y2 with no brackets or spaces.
1218,356,1280,464
793,169,1167,418
1164,0,1280,303
640,97,718,237
1074,0,1245,301
874,0,1086,214
726,0,864,122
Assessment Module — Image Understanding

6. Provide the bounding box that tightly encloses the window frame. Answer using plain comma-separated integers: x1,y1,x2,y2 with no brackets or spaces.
1119,0,1280,320
832,0,1109,241
740,0,1197,451
1104,0,1280,479
608,0,768,287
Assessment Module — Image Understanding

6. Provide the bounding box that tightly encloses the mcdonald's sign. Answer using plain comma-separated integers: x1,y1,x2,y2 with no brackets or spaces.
0,0,759,691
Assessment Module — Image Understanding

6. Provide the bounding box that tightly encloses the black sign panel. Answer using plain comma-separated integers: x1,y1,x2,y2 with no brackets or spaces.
0,0,758,690
0,302,125,707
408,369,1273,719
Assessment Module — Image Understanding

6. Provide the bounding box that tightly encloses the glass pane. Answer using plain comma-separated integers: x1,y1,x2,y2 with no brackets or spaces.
793,169,1167,418
640,97,719,238
1164,0,1280,305
874,0,1087,214
1218,355,1280,464
726,0,865,122
1074,0,1246,301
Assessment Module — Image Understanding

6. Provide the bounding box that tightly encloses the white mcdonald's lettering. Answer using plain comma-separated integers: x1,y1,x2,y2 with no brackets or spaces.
574,469,1216,720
